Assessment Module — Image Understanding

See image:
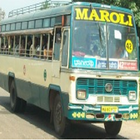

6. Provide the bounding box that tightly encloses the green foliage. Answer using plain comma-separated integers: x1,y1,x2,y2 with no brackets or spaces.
40,0,49,10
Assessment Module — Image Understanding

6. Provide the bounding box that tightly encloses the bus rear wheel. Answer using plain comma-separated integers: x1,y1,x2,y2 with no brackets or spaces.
53,94,68,137
10,81,26,112
104,121,122,137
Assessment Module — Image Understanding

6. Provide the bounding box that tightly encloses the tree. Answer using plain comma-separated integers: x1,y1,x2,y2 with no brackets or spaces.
40,0,49,10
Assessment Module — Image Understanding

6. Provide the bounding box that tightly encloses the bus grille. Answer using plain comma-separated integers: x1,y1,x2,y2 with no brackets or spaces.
76,78,137,96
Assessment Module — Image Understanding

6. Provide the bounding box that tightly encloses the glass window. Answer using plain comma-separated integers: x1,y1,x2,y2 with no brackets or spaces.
16,23,21,30
22,22,28,30
43,18,50,27
55,16,62,25
2,25,6,32
64,15,71,26
3,37,8,54
54,28,61,60
6,24,10,31
35,19,42,28
11,23,15,30
62,30,69,66
51,18,55,26
14,36,20,55
28,21,34,29
0,37,5,54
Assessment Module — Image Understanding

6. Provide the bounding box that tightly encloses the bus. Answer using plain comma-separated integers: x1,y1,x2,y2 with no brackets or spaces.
0,0,139,137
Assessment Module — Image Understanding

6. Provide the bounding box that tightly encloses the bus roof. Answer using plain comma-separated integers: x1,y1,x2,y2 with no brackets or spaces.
0,2,133,25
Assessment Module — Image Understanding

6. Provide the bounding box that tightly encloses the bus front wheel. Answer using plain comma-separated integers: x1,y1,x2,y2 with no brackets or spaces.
10,81,26,112
104,121,122,137
53,94,68,137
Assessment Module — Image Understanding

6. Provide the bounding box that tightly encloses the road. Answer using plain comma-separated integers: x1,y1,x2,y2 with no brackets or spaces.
0,87,140,139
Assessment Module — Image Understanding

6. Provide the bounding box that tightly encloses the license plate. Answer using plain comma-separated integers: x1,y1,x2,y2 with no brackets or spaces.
101,106,118,113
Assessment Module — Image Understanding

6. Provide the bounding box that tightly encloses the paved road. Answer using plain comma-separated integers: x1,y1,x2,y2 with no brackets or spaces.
0,87,140,139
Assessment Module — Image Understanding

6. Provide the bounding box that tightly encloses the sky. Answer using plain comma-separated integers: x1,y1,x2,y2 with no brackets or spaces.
0,0,70,18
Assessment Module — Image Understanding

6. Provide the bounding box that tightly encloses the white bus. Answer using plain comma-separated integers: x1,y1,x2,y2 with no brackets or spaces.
0,0,139,137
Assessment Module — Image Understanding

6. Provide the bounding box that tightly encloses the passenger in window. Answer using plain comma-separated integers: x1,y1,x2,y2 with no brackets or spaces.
19,37,25,56
14,37,19,55
48,36,53,60
26,37,32,57
30,37,39,58
8,37,14,55
42,37,47,59
35,37,40,58
3,43,8,54
113,45,128,59
48,45,53,60
1,43,4,53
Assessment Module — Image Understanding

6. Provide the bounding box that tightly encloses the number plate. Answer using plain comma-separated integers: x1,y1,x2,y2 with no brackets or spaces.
101,106,118,113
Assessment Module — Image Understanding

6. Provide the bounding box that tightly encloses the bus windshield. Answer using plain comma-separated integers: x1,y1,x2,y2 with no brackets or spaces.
72,8,137,71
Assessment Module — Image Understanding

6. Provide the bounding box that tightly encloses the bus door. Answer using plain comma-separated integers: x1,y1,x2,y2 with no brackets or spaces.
52,27,62,78
61,28,70,68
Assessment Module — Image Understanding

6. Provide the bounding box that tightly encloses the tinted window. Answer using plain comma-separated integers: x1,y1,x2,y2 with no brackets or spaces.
35,19,42,28
22,22,28,29
16,23,21,30
43,18,50,27
28,21,34,29
6,24,10,31
11,23,15,30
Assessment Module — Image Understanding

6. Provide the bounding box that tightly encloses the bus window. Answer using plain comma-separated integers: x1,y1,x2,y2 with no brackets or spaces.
14,36,20,56
48,34,53,60
30,34,40,58
42,34,47,59
54,27,61,60
26,35,32,57
61,30,69,67
19,36,25,56
35,35,41,58
3,36,8,54
8,36,14,55
0,37,4,54
41,33,53,60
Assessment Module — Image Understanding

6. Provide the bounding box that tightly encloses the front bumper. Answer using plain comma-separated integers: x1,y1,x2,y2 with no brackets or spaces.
67,104,139,121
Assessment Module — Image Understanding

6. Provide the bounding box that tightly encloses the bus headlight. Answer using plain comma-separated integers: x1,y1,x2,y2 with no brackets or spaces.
77,90,86,100
129,91,136,101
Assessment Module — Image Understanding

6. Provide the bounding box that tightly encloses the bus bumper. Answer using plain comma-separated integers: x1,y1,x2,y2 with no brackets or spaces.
67,104,139,121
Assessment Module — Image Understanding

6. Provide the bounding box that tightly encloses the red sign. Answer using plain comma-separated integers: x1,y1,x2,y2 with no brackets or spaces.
119,61,137,70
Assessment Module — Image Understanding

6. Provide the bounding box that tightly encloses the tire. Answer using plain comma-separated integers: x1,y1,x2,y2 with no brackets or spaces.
104,121,122,137
10,81,26,113
53,94,68,137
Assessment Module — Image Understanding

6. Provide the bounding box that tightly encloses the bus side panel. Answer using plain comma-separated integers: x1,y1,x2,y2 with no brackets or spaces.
15,77,50,111
39,86,50,111
15,78,32,103
0,55,14,92
14,58,53,111
0,72,9,92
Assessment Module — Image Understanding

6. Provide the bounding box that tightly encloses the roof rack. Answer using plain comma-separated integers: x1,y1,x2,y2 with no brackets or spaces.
8,0,71,18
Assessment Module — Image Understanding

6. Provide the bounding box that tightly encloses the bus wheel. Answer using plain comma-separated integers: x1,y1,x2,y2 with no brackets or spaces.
10,81,21,112
104,121,122,137
53,94,67,137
